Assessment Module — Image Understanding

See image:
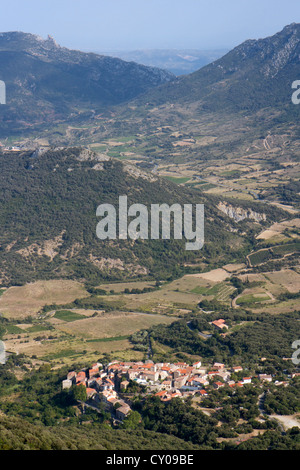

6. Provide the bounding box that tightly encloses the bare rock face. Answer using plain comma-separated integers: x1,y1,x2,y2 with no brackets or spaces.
217,201,266,223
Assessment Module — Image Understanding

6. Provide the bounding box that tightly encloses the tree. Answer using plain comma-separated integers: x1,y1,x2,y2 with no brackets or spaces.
122,411,142,430
71,384,87,402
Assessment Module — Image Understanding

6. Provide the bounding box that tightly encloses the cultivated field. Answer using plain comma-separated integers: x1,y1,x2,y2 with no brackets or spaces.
0,280,88,319
49,310,175,339
256,218,300,241
186,268,230,282
264,269,300,294
3,309,176,366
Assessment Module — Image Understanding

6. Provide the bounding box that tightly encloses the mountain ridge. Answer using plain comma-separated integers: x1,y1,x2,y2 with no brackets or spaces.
0,32,174,136
131,23,300,112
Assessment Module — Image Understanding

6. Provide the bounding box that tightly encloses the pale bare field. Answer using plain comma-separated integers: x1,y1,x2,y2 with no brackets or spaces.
264,269,300,294
270,414,300,430
0,280,88,319
4,334,70,357
186,268,230,282
95,270,239,313
238,273,267,283
250,298,300,314
50,311,175,339
222,263,247,273
269,203,298,214
256,230,287,242
99,275,213,312
256,218,300,240
97,292,189,313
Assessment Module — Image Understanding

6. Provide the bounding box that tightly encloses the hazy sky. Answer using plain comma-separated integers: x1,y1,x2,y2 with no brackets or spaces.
0,0,299,51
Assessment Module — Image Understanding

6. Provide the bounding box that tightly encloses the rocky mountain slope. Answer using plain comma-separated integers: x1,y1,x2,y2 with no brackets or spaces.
134,23,300,112
0,32,174,136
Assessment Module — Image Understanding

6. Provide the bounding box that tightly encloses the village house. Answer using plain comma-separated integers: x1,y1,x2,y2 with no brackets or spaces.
62,379,73,390
87,377,97,388
126,368,140,380
88,367,100,379
229,382,243,388
190,376,209,387
100,377,115,391
106,397,120,408
158,370,169,381
86,387,97,398
192,366,207,376
76,371,86,384
241,377,252,384
67,371,76,382
214,371,231,382
120,380,130,391
193,361,202,369
258,374,272,383
173,375,189,389
211,319,228,330
116,404,132,421
274,381,289,387
213,381,225,389
140,370,159,383
207,370,219,379
213,362,225,370
102,389,117,402
232,366,243,373
161,379,172,390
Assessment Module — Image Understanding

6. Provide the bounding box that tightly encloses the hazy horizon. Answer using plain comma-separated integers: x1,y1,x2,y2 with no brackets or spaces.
0,0,299,53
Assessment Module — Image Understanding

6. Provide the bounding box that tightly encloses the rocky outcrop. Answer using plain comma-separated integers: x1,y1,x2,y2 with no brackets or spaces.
217,202,267,222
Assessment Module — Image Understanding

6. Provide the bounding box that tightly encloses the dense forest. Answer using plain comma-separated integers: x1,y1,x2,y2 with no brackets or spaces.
140,311,300,367
0,147,285,286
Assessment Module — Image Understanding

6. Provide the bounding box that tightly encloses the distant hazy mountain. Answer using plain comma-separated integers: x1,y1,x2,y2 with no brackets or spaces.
95,49,228,76
0,32,174,135
135,23,300,113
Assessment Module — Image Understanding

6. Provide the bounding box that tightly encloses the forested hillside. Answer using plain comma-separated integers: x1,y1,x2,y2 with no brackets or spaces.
0,146,283,286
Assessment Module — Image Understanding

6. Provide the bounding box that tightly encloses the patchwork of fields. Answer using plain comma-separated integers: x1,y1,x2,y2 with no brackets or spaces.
0,228,299,367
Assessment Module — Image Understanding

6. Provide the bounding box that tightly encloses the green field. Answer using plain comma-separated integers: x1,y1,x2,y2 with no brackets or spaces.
53,310,86,322
86,335,129,343
249,242,300,266
236,293,271,305
25,324,53,333
163,176,191,184
191,282,235,302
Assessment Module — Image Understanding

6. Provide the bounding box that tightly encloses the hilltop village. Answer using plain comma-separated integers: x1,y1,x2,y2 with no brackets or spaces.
62,359,288,422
